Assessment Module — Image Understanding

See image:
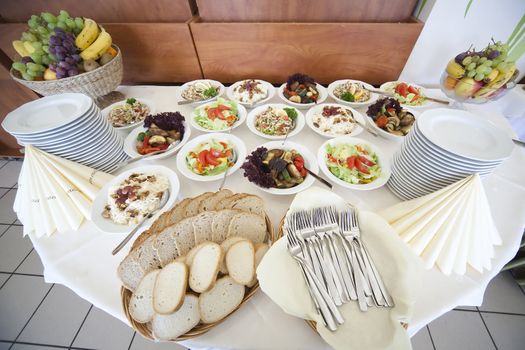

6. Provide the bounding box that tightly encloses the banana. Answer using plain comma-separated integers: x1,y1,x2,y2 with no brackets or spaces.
474,64,516,98
75,18,100,51
80,27,112,61
23,41,35,55
12,40,30,57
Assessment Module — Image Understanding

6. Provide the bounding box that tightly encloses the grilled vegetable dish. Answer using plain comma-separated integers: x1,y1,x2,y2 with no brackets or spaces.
283,73,319,104
367,98,415,136
136,112,185,155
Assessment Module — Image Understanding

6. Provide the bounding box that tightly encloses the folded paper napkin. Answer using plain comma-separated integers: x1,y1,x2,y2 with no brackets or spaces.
257,187,417,350
14,145,113,237
379,175,502,275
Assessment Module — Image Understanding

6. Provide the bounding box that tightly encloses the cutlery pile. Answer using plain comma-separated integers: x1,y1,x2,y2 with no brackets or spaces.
284,206,393,331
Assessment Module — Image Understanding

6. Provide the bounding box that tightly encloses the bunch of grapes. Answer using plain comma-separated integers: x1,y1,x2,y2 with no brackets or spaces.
12,58,46,81
454,40,510,82
48,28,82,78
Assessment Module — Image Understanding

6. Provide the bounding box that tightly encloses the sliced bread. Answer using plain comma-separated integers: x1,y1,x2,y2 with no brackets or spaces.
189,242,222,293
128,270,160,323
247,243,270,287
133,235,162,272
216,193,246,210
199,189,233,212
199,276,245,324
219,236,246,274
192,211,215,244
184,192,213,217
172,217,196,256
211,209,240,244
118,254,146,291
151,294,200,340
185,242,207,267
226,240,255,285
150,198,190,235
153,261,188,314
231,195,265,217
153,226,180,267
227,213,267,244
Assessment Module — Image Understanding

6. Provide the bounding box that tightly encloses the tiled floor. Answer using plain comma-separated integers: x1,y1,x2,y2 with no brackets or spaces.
0,159,524,350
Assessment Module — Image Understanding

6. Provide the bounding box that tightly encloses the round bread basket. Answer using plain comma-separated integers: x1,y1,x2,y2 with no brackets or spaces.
122,214,279,341
10,45,123,99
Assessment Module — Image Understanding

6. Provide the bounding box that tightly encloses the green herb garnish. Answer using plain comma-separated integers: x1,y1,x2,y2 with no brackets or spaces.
137,132,146,141
126,98,137,105
340,92,355,102
284,107,298,121
203,87,219,98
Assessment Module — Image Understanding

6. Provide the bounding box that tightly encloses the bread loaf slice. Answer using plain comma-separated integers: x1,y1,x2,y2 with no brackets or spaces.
172,217,195,256
184,192,213,217
247,243,270,287
192,211,214,244
150,198,190,235
226,240,255,285
218,236,245,274
153,226,180,267
133,235,162,272
199,189,233,212
129,270,160,323
231,195,265,217
199,276,245,324
152,294,200,340
185,242,207,267
215,193,246,210
153,261,188,314
227,213,267,244
118,254,146,291
189,242,222,293
211,209,240,243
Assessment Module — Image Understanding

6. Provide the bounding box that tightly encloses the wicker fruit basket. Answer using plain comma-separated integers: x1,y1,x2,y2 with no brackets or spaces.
121,214,279,341
10,45,123,99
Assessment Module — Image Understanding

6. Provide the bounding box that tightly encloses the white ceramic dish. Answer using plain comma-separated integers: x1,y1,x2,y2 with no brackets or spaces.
380,81,435,109
305,103,365,138
123,121,191,161
226,79,275,107
277,82,328,109
246,104,305,140
327,79,379,107
190,99,247,133
101,98,155,133
176,133,247,182
244,141,319,195
366,106,419,141
177,79,225,105
317,136,391,190
91,165,180,234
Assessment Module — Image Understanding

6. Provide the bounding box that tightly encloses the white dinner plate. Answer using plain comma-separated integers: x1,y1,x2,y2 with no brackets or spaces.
327,79,379,107
176,79,225,105
226,79,275,107
317,136,391,191
277,83,328,109
176,133,247,182
91,165,180,234
190,100,247,133
380,81,435,109
123,121,191,160
305,103,365,138
246,104,304,140
101,98,155,133
243,141,319,195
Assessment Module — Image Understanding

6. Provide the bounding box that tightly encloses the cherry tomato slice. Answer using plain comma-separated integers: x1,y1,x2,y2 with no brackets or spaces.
198,150,208,165
346,156,356,169
355,158,370,174
358,155,375,166
205,151,220,166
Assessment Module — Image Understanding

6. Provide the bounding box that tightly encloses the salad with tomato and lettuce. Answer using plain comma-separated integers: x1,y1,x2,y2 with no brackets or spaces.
325,143,381,184
194,98,239,131
186,139,234,176
385,82,426,106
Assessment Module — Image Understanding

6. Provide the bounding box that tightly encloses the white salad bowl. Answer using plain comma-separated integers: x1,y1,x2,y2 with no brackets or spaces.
226,79,276,107
176,79,225,106
101,98,155,136
305,103,365,138
277,82,328,109
176,132,247,182
366,106,419,142
246,103,305,140
244,141,319,196
317,136,391,191
123,121,191,161
91,165,180,234
379,81,435,109
190,100,247,133
327,79,379,108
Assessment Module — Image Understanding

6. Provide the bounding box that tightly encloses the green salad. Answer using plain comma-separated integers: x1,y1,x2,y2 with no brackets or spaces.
186,139,234,176
325,143,381,184
194,98,239,131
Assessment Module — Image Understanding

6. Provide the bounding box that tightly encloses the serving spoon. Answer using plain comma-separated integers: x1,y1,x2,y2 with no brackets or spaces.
364,87,450,105
112,190,169,255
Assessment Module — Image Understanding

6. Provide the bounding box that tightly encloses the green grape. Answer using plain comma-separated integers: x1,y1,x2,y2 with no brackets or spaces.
22,72,33,81
47,22,56,30
26,62,39,71
41,55,51,65
475,65,486,74
74,17,84,30
462,56,473,66
25,69,36,77
34,63,45,72
65,18,75,29
467,70,476,78
12,62,26,72
59,10,70,18
41,12,57,24
484,59,493,67
21,31,37,42
483,66,493,75
37,26,48,36
48,53,57,62
474,73,485,81
31,41,43,49
56,21,67,30
472,55,480,62
30,53,43,64
28,19,38,29
42,45,49,53
467,62,476,71
479,57,487,64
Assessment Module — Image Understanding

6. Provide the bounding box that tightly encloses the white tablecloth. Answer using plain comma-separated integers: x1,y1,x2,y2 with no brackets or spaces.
27,85,525,350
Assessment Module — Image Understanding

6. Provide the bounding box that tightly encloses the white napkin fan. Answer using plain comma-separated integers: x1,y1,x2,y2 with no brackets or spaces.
379,175,501,275
14,145,114,238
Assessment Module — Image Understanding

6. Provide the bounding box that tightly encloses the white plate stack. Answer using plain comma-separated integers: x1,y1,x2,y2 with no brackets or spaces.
2,93,128,173
387,108,514,200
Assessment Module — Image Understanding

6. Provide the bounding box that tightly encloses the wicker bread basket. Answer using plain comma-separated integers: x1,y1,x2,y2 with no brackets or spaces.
122,214,279,341
10,45,123,99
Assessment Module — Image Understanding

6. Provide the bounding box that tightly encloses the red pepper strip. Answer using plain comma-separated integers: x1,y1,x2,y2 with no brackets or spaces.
355,158,370,174
358,155,375,166
217,104,231,111
408,85,419,95
205,151,220,166
300,168,307,177
346,156,356,169
198,150,209,165
141,147,161,154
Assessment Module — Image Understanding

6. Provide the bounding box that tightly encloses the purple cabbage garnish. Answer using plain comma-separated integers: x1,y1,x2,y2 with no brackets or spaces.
143,112,185,135
366,97,402,119
286,73,316,89
241,147,275,188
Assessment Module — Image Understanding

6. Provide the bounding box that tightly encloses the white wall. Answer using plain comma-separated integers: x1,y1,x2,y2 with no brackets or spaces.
400,0,525,87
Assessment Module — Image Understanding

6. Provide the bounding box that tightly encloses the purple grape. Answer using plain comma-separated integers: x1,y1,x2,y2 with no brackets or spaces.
68,68,79,76
56,53,65,61
487,50,500,59
49,36,61,46
58,61,71,69
48,46,57,55
54,27,65,34
56,72,66,79
55,67,66,76
455,52,468,64
65,57,75,65
56,46,67,54
63,41,74,51
72,54,81,63
49,63,57,71
20,56,34,64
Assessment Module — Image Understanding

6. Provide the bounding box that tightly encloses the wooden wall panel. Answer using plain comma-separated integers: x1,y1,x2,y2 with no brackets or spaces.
190,19,423,85
0,0,193,23
196,0,419,23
